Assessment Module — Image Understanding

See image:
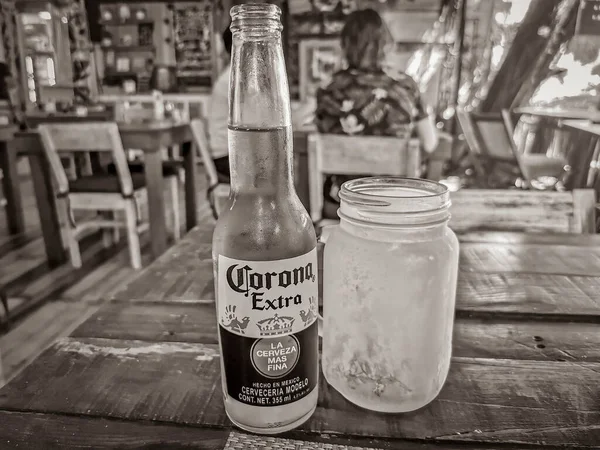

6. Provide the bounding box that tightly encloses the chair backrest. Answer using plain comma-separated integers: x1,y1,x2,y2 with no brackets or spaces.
449,189,597,234
38,122,134,197
189,118,220,187
470,112,518,162
458,109,529,179
501,108,517,138
501,108,530,170
456,109,483,157
307,132,421,222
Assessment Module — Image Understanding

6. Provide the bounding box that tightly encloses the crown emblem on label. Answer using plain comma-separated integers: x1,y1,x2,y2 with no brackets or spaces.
256,314,295,336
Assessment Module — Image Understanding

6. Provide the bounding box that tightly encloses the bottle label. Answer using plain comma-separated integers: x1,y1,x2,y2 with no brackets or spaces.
217,248,319,407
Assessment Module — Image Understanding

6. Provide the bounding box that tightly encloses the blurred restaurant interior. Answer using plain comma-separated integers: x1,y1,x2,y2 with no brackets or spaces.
1,0,600,387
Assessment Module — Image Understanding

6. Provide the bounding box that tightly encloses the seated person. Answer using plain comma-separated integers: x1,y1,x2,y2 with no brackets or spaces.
315,8,438,218
208,24,233,183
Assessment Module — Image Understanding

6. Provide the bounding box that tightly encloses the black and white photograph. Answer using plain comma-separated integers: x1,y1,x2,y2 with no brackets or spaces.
0,0,599,448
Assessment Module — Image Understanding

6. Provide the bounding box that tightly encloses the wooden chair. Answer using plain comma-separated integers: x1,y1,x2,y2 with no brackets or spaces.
39,122,150,269
0,169,5,208
449,189,596,234
307,132,421,224
457,109,569,186
0,286,8,324
500,109,570,182
107,160,182,242
0,285,7,384
0,348,4,387
456,109,487,175
190,118,230,218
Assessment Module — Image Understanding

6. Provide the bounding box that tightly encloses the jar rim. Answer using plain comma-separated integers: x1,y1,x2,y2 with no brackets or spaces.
338,177,451,226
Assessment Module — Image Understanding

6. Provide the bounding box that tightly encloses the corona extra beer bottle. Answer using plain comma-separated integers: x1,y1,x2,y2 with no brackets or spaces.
212,3,319,434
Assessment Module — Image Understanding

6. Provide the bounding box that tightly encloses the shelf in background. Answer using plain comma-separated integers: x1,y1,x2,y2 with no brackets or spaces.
101,45,155,52
99,20,154,27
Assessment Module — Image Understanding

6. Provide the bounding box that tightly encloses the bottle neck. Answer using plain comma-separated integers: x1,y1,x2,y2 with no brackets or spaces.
228,4,292,196
229,25,290,129
228,125,294,195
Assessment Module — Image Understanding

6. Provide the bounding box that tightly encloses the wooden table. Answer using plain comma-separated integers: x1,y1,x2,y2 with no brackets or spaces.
8,120,197,267
0,126,23,236
514,106,600,121
1,220,599,448
562,119,600,135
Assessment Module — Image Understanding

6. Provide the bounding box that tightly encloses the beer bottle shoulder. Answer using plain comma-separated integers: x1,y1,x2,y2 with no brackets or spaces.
213,201,316,260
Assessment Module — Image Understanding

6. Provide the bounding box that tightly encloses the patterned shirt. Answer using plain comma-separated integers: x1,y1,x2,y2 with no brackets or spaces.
314,68,428,205
315,68,428,137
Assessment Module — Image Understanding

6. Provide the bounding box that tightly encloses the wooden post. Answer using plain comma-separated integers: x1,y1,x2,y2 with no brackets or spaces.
451,0,466,136
510,0,579,110
479,0,561,112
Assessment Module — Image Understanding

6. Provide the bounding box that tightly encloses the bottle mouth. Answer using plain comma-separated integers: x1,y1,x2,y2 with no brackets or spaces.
230,3,282,33
338,177,451,227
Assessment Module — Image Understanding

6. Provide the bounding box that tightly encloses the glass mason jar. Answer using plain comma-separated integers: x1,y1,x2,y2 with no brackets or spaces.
321,177,459,413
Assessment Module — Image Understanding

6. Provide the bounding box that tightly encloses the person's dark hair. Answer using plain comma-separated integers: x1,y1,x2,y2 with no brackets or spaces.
222,23,233,55
340,9,392,70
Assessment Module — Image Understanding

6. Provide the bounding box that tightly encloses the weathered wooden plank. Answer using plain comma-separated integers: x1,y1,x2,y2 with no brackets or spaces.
1,337,599,446
61,245,152,303
0,231,34,258
0,257,43,286
111,258,215,301
0,300,102,385
0,337,227,426
112,228,600,305
0,234,47,264
71,301,218,344
458,231,600,247
460,242,600,276
309,357,600,446
72,302,600,363
0,411,230,450
453,319,600,362
230,430,537,450
448,189,596,234
0,412,540,450
2,237,124,323
111,225,214,301
449,189,595,233
106,269,600,324
457,272,600,318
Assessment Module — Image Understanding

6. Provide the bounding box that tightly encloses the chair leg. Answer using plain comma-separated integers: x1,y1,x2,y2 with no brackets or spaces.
64,155,77,181
102,211,115,248
0,288,8,325
113,223,121,243
110,210,121,243
63,199,82,268
168,176,181,241
0,348,5,386
124,200,142,269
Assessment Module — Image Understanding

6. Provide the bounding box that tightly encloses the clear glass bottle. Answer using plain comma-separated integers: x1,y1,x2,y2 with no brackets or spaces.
212,3,319,434
322,177,459,413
